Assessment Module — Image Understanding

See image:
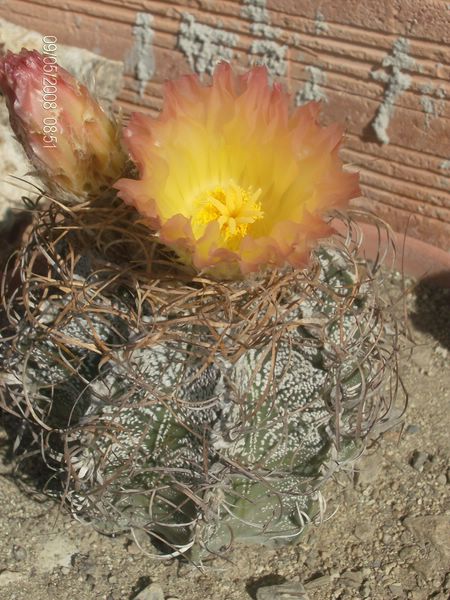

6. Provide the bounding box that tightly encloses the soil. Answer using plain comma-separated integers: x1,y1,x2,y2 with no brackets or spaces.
0,275,449,600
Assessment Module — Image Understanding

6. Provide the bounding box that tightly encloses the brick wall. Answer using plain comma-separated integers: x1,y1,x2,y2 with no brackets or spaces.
2,0,449,250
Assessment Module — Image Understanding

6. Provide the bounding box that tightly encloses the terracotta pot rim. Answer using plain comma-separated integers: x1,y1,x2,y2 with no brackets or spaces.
332,218,450,288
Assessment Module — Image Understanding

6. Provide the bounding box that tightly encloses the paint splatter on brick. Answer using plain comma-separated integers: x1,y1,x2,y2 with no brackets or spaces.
177,13,238,77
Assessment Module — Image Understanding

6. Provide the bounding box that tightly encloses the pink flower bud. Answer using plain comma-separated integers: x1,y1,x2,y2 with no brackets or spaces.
0,49,126,196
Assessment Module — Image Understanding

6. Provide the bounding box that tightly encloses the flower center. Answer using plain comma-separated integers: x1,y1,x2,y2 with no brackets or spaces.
191,181,263,243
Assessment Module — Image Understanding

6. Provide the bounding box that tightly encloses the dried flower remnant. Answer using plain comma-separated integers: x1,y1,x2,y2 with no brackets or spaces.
115,63,359,278
0,49,126,196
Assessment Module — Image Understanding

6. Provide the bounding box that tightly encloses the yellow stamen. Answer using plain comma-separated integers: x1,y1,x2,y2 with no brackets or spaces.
191,181,263,244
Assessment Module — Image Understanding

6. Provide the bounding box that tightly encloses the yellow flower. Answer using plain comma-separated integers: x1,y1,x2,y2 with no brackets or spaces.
115,63,359,278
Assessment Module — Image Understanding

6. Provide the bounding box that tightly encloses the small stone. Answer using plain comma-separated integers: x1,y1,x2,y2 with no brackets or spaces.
411,346,431,372
411,559,435,579
304,574,331,589
0,572,22,586
408,591,426,600
108,574,117,584
398,546,416,560
11,545,27,562
354,522,375,542
388,583,404,597
403,515,450,558
384,562,397,575
339,570,364,588
444,572,450,591
133,583,164,600
127,542,141,555
304,552,318,568
370,559,381,568
35,535,78,572
355,453,383,486
256,583,309,599
405,424,420,435
437,474,447,485
400,531,411,544
410,450,430,472
435,346,448,359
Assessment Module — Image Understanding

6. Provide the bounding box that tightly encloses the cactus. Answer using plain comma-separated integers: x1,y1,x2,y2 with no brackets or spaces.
0,201,400,560
0,54,402,561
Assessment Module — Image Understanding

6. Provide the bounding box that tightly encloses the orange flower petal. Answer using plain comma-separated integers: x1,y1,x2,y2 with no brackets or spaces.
193,221,238,271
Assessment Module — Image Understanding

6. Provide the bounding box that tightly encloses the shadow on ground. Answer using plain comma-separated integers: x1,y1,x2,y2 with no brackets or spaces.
245,573,287,599
409,272,450,350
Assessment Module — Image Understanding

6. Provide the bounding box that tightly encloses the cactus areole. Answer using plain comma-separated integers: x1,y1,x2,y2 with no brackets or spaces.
0,52,402,561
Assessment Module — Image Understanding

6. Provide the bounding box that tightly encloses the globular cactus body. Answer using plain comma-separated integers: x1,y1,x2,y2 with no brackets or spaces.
1,216,395,559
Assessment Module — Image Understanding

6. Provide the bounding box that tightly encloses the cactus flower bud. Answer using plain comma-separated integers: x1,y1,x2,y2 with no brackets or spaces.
0,49,126,196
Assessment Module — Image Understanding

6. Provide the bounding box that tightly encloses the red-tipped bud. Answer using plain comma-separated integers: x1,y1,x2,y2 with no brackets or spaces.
0,49,126,196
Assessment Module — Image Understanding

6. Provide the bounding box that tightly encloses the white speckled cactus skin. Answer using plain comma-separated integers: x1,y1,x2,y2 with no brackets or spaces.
0,246,388,559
